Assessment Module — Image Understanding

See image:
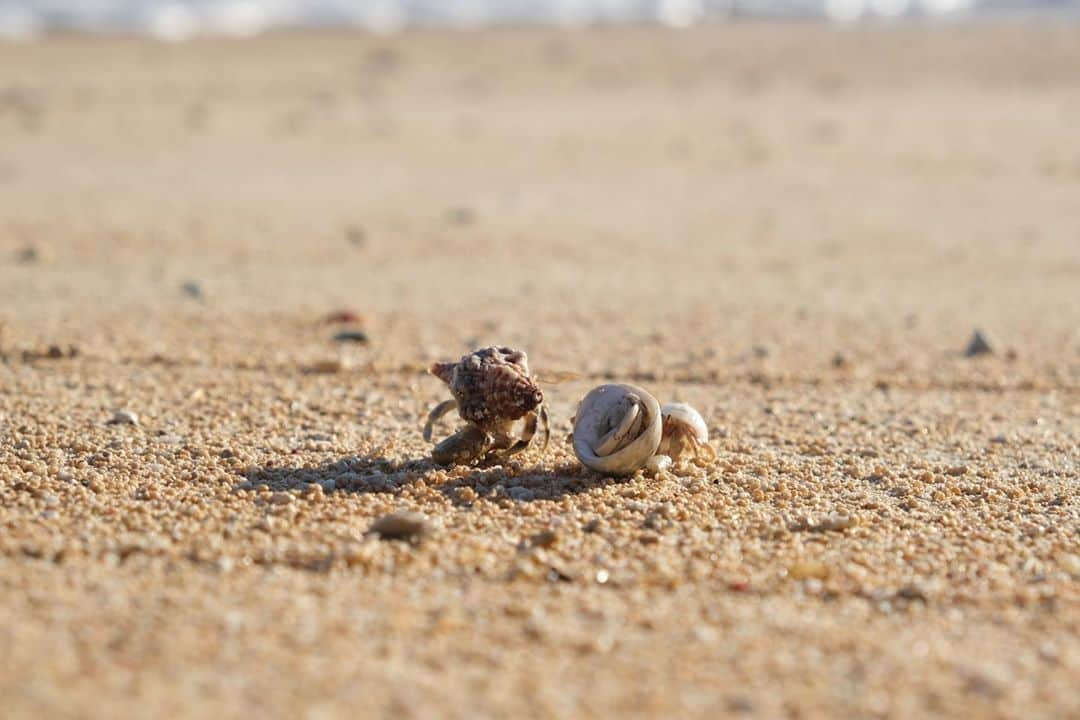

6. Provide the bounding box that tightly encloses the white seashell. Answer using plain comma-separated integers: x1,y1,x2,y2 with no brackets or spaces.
659,402,715,463
572,384,662,476
659,403,708,452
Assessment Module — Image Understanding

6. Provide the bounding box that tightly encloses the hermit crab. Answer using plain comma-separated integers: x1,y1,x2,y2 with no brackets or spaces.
423,346,550,466
659,402,717,465
571,384,715,476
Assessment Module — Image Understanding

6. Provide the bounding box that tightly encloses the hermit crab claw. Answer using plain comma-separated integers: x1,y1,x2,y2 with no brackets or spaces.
571,384,662,476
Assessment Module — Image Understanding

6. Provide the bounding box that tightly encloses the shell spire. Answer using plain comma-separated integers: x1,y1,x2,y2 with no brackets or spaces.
428,361,457,384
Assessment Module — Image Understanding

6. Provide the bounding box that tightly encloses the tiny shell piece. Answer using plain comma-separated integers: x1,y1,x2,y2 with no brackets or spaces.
108,410,139,426
645,454,673,474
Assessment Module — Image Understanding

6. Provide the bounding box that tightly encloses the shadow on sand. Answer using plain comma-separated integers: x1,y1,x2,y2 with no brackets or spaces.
238,454,622,505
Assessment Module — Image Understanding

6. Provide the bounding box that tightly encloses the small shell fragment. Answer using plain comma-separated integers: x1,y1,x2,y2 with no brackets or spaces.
108,410,139,426
645,454,673,474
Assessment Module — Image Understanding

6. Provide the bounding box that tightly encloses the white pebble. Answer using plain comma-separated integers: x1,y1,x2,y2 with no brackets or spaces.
646,454,673,474
109,410,139,425
818,513,855,531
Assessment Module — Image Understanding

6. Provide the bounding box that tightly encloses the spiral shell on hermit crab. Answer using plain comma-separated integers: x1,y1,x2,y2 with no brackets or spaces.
571,384,662,476
571,385,715,475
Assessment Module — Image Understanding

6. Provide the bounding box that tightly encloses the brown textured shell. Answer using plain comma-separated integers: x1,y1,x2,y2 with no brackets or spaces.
429,346,543,430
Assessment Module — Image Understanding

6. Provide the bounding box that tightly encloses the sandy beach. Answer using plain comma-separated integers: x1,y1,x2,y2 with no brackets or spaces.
1,23,1079,718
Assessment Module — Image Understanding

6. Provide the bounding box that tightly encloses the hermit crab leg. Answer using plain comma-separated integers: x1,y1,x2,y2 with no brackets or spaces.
667,427,717,467
538,404,550,451
504,411,538,457
692,434,718,462
423,399,458,443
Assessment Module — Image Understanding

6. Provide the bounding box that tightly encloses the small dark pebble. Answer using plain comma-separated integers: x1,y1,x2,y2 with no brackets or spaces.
181,281,204,301
368,511,430,543
964,329,993,357
726,696,755,714
530,530,559,548
895,584,928,603
333,329,369,344
747,372,769,387
446,206,476,226
345,225,366,247
964,673,1003,699
14,245,40,264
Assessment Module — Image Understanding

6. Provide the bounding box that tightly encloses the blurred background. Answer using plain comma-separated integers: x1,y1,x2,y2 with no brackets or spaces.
1,0,1079,40
1,0,1078,381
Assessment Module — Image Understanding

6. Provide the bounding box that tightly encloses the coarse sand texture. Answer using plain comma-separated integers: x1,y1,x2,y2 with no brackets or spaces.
1,24,1079,720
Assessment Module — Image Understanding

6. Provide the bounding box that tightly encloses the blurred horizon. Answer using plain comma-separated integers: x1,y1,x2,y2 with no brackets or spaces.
2,0,1079,40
